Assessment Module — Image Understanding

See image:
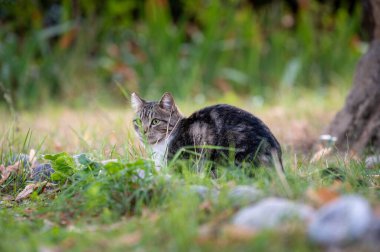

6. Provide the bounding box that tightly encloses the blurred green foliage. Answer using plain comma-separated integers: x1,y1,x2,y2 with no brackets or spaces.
44,152,77,182
0,0,362,109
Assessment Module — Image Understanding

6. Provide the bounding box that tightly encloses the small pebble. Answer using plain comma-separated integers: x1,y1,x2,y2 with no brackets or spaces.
31,163,55,182
232,197,315,230
308,195,373,246
228,185,263,207
189,185,218,201
365,155,380,169
366,218,380,244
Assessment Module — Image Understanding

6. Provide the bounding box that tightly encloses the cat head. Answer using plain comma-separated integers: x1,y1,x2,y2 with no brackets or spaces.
131,92,183,145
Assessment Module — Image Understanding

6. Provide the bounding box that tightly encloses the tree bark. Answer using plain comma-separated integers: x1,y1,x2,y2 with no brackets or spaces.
326,0,380,154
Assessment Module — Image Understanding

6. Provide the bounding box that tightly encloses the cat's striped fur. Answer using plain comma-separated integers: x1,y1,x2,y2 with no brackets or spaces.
131,92,283,171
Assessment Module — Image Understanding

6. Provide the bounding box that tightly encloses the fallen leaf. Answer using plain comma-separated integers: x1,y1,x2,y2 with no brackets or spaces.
15,181,47,201
0,161,21,185
306,184,340,206
15,184,39,201
29,149,37,164
29,149,39,171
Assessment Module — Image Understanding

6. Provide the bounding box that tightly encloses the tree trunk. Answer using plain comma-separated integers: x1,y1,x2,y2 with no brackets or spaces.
326,0,380,154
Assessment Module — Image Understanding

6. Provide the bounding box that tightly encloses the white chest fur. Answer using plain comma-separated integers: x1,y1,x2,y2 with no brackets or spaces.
151,137,171,171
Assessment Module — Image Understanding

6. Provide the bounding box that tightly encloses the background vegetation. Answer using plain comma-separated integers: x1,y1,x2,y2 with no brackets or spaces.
1,1,378,252
0,0,362,109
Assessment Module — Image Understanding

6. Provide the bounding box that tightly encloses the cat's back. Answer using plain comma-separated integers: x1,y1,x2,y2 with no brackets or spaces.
175,104,279,145
187,104,266,128
169,103,282,166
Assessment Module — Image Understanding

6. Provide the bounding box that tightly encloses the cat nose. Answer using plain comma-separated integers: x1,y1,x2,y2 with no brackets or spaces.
143,126,149,134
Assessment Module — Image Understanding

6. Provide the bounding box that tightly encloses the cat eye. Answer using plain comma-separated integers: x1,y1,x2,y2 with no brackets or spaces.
151,119,160,126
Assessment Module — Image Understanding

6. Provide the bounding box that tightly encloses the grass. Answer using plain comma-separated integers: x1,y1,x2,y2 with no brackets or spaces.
1,86,379,251
0,2,374,250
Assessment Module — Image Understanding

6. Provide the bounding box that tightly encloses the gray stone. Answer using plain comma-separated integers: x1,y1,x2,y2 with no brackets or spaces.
228,185,263,206
189,185,209,198
366,218,380,246
308,195,373,246
365,155,380,169
189,185,219,201
232,198,315,230
31,163,54,182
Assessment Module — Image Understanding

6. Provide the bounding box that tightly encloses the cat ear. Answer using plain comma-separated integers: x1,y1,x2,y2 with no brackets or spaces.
131,92,145,111
159,92,176,111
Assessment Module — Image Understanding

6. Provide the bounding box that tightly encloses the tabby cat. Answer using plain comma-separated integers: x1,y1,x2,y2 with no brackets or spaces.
131,92,283,171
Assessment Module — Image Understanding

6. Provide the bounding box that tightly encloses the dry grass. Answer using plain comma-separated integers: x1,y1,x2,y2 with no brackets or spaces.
3,87,379,252
0,86,348,158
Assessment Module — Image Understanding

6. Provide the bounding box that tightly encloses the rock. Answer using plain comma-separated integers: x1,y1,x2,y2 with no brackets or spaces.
31,163,54,181
232,198,315,230
189,185,219,201
189,185,209,199
228,185,263,207
365,155,380,169
308,195,373,246
319,134,337,147
366,218,380,245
